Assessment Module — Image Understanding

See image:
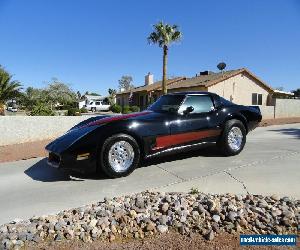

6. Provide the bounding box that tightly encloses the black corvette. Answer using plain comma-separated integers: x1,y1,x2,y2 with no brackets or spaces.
46,92,261,178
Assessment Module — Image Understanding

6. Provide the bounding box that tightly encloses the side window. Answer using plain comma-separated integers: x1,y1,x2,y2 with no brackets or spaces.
179,95,214,114
95,101,101,105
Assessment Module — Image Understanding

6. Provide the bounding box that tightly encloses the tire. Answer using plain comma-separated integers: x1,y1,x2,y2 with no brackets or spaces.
92,107,96,112
218,119,246,156
100,134,140,178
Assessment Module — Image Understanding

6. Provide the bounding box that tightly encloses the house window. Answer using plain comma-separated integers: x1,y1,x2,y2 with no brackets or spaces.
252,93,263,105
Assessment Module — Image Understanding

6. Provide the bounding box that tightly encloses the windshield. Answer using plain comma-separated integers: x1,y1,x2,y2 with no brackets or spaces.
148,95,185,113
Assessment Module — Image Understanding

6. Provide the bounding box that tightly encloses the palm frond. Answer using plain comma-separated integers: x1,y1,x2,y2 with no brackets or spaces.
147,21,182,47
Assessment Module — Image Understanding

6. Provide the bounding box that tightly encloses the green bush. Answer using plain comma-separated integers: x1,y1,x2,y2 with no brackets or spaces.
80,107,88,113
67,108,81,116
130,106,140,112
30,103,55,116
110,104,122,113
122,105,131,114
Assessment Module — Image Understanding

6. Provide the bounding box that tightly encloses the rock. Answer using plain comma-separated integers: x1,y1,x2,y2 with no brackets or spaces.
258,199,269,208
161,203,169,213
235,195,243,201
271,209,282,217
207,200,216,211
109,234,115,242
89,219,98,227
212,215,220,223
54,222,64,231
239,218,248,227
55,233,64,241
282,210,294,219
205,230,214,241
25,233,34,241
282,218,293,227
146,222,156,232
18,232,27,241
129,210,137,218
8,233,18,240
0,191,296,247
180,216,187,223
228,211,237,221
0,226,8,234
135,197,145,209
211,223,220,233
11,218,23,224
158,215,168,225
2,239,13,249
157,225,168,233
271,194,280,201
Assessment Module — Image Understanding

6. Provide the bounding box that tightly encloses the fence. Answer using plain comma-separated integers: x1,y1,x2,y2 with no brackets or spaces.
259,99,300,120
0,116,96,146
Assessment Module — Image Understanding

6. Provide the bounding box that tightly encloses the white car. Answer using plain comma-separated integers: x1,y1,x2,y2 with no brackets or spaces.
7,106,18,112
85,100,110,112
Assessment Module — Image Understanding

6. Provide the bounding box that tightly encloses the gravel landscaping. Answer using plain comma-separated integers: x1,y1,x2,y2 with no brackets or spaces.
0,191,299,249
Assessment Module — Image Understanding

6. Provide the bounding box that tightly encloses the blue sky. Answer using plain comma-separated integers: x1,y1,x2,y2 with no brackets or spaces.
0,0,299,95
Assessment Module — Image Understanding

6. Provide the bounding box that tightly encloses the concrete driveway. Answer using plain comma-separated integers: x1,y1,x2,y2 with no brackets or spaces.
0,123,299,225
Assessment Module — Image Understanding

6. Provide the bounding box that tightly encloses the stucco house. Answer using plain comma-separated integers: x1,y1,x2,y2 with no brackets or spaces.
116,68,292,110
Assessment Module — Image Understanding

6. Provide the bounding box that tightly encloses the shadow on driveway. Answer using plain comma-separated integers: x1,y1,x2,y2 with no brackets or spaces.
25,145,221,182
269,128,300,139
24,158,86,182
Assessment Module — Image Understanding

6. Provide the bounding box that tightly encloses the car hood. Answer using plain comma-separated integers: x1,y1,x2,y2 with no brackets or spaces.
45,126,98,154
83,110,155,127
46,111,163,154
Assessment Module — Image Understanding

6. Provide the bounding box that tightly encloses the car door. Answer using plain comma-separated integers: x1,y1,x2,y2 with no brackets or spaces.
95,101,101,111
167,94,221,148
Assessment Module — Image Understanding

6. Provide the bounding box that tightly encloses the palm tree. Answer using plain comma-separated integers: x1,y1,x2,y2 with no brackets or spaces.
148,22,182,94
0,67,22,115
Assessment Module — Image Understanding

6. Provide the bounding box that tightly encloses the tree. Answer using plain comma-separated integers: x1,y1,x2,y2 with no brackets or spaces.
84,91,100,96
46,79,77,108
18,87,47,110
118,75,134,91
147,22,182,94
292,88,300,97
77,91,82,100
0,66,22,115
108,88,117,104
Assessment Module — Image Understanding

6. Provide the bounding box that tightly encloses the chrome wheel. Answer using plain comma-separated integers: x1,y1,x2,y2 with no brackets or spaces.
228,127,243,151
108,141,135,172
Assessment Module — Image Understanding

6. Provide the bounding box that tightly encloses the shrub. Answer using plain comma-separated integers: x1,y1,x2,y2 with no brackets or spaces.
30,103,55,116
189,187,200,195
122,105,131,114
110,104,121,113
130,106,140,112
67,108,81,116
80,107,88,113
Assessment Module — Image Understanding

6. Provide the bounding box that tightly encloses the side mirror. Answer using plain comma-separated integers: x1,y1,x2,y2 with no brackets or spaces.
183,106,194,115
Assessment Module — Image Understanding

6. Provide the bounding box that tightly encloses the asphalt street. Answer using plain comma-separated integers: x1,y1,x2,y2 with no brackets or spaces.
0,123,299,225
